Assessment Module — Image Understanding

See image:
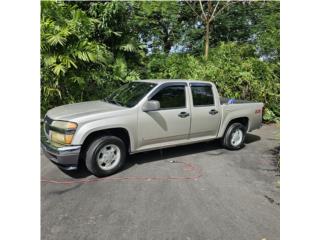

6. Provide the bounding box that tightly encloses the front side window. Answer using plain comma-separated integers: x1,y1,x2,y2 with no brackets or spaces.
191,85,214,106
105,82,157,108
151,85,186,109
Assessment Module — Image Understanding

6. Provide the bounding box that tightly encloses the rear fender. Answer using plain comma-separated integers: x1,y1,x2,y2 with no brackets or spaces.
217,107,252,138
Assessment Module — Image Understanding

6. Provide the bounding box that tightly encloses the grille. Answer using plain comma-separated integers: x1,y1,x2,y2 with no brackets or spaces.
43,115,53,137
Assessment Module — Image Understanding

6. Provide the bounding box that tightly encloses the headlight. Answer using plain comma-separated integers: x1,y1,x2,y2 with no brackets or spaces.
50,121,77,145
51,121,77,130
51,132,75,145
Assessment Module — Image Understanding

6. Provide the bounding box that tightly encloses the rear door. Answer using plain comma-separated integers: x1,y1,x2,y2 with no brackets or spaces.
138,83,191,147
189,83,221,138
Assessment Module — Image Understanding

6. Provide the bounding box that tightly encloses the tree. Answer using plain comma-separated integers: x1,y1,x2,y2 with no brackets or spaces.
186,0,232,60
133,1,182,54
41,1,113,112
212,1,280,61
40,1,280,121
252,1,280,61
86,1,145,80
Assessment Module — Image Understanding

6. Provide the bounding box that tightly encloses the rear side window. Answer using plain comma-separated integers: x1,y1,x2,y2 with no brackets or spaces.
191,85,214,106
151,85,186,109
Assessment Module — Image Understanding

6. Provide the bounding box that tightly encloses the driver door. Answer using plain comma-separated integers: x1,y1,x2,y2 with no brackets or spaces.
137,83,191,149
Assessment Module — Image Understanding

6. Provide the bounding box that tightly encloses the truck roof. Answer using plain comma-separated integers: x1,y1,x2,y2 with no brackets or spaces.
136,79,213,85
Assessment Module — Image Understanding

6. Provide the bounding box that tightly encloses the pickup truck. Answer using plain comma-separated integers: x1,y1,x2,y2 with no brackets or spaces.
41,80,263,177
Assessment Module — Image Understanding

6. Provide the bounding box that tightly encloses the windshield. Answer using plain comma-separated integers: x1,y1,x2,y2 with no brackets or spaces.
105,81,157,108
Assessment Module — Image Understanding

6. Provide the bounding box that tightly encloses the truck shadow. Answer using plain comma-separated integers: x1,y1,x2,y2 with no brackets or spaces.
61,133,261,178
245,133,261,144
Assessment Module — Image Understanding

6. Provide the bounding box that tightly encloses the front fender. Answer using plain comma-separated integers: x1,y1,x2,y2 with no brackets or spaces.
72,115,138,152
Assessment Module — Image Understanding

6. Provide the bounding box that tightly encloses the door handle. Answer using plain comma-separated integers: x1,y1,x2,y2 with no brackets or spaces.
178,112,190,118
209,109,218,115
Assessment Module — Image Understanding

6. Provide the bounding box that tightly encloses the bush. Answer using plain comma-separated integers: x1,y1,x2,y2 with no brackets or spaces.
147,43,280,122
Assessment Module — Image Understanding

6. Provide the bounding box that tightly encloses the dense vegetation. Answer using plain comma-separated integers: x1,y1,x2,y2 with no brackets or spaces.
41,1,280,121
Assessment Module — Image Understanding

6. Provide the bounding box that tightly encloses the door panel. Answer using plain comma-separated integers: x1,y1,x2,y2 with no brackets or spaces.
190,106,221,138
189,84,221,138
138,84,191,148
138,108,191,146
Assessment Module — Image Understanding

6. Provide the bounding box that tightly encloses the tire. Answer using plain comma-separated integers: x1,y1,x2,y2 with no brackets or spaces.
222,122,246,150
85,135,127,177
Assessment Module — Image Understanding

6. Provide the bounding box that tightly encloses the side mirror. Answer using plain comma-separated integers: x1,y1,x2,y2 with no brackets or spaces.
142,100,160,112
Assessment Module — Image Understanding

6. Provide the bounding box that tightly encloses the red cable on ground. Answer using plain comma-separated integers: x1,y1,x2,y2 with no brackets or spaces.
41,161,203,185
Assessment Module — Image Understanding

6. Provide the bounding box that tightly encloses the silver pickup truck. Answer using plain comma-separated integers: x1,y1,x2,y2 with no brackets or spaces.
41,80,263,177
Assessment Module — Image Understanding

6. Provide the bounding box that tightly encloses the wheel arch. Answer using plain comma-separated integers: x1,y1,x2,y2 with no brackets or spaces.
80,127,132,158
219,116,249,138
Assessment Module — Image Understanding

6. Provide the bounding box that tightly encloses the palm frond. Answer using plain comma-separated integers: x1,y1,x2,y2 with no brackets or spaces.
52,64,66,76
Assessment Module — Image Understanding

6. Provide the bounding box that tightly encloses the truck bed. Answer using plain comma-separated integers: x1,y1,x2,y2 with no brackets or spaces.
218,99,264,136
220,97,254,105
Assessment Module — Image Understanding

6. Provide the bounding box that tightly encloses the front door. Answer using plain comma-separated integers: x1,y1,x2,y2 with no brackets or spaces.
138,84,191,148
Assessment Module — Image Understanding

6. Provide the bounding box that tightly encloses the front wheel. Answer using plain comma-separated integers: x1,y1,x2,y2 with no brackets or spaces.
222,122,246,150
85,136,127,177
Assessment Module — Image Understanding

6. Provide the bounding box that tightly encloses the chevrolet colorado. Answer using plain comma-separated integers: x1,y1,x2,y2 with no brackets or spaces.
41,80,263,177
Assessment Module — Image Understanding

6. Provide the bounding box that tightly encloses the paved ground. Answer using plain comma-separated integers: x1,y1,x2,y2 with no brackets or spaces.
41,124,280,240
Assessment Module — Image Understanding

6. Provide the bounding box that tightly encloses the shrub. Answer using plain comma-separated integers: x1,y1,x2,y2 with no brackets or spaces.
147,43,280,122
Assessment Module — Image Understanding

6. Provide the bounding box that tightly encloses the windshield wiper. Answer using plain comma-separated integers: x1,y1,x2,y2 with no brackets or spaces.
105,97,122,106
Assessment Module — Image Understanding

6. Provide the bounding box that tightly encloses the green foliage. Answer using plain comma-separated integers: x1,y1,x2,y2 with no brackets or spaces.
263,108,278,122
41,1,280,122
41,1,113,114
133,1,182,53
41,1,141,115
253,1,280,61
147,43,279,121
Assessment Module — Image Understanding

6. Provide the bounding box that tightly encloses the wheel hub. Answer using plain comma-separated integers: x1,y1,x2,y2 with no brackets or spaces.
231,129,243,147
97,144,121,170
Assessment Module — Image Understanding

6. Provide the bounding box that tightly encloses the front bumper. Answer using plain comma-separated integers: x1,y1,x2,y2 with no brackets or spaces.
41,136,81,170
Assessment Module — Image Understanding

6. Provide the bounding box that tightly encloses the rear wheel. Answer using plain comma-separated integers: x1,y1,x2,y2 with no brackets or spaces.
222,122,246,150
85,135,126,177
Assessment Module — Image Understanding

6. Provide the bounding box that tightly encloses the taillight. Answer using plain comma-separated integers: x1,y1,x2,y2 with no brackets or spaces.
255,109,262,114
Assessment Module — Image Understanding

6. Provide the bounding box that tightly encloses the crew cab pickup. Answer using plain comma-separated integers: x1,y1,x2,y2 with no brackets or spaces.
41,80,263,177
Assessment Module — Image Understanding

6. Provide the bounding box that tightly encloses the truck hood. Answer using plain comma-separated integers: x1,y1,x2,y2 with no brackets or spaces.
46,100,126,122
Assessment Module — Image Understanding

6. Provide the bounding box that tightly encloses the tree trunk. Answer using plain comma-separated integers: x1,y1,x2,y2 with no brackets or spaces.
162,27,172,54
163,35,172,54
204,21,210,60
